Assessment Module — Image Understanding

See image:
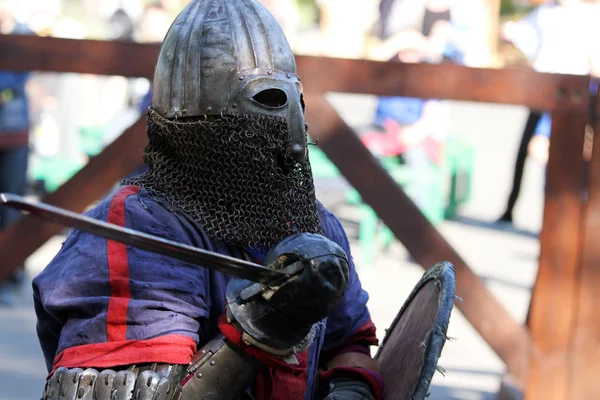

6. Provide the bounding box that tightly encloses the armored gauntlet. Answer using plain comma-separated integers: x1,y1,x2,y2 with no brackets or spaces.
226,232,350,357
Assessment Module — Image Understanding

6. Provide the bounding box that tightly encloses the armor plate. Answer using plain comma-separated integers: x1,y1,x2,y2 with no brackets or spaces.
177,335,262,400
41,364,186,400
40,335,261,400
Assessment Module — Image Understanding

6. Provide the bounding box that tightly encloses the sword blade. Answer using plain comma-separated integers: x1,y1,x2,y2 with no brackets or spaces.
0,193,287,285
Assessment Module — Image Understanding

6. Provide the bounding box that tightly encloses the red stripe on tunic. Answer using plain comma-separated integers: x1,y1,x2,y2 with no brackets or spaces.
51,334,196,375
106,185,140,342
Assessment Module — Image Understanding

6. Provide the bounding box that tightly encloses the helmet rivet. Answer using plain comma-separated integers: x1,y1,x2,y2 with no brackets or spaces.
232,103,237,108
286,73,291,78
182,109,187,114
207,107,212,112
267,69,273,75
239,76,245,80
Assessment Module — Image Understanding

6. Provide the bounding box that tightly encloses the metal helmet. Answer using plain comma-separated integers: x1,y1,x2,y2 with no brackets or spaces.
151,0,307,162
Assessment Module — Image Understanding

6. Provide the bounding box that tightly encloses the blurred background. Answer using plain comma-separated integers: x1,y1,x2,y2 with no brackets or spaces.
1,0,599,398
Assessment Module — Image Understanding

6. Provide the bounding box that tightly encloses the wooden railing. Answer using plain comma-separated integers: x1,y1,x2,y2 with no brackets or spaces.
0,34,598,399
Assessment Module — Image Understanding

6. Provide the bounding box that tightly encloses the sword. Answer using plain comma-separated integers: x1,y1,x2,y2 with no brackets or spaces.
0,193,288,285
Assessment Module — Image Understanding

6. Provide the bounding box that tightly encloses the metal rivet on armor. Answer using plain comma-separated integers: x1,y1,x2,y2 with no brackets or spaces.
210,361,216,366
182,109,187,114
197,373,203,378
232,103,237,109
267,69,273,75
239,76,245,80
286,73,291,78
207,107,212,112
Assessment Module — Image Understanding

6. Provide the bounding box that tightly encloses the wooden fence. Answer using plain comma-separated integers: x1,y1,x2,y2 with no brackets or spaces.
0,34,598,399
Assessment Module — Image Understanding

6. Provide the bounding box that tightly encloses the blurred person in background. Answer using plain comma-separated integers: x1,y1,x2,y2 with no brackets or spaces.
362,32,450,210
98,0,143,26
364,0,461,174
497,0,600,225
106,8,135,41
369,0,482,64
0,0,35,304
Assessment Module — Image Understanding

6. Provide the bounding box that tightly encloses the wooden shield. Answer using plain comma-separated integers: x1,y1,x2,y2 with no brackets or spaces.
375,262,456,400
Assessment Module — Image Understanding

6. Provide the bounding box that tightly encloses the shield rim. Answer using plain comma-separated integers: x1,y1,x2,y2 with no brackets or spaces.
374,261,456,399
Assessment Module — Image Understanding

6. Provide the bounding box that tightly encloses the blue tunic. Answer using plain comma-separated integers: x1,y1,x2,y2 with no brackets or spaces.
33,186,372,399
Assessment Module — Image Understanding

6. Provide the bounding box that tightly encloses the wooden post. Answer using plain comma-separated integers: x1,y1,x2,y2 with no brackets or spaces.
525,106,589,399
568,79,600,398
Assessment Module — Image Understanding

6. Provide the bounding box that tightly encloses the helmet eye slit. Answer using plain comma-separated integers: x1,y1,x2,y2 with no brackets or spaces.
253,89,288,108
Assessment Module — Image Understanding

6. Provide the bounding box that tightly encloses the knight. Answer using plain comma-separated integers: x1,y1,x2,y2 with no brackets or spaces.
33,1,385,398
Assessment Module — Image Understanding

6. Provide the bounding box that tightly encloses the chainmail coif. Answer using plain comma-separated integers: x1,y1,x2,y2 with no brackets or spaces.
124,109,322,250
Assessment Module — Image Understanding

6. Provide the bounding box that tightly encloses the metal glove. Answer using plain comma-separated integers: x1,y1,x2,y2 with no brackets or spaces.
226,232,350,356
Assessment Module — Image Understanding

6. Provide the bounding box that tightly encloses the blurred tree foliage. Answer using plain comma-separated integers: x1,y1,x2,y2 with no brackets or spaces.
500,0,518,15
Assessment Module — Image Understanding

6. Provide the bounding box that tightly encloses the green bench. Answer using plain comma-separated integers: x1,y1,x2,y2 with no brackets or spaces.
444,137,475,219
